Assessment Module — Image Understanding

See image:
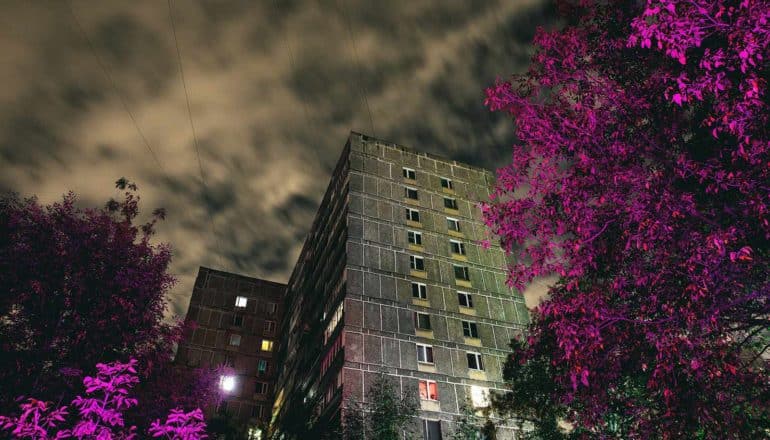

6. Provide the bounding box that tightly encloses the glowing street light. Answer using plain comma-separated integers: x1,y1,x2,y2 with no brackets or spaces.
219,375,236,393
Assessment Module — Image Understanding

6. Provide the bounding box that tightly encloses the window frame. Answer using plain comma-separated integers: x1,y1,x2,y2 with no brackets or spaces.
406,208,421,222
264,320,276,334
422,419,443,440
261,339,274,352
467,352,484,371
449,239,466,255
454,265,470,281
403,167,416,180
411,282,428,300
443,197,458,210
440,177,453,190
416,343,434,364
235,296,248,308
414,312,432,330
408,230,423,245
257,359,269,374
266,302,277,315
255,381,268,395
446,217,460,232
462,320,479,338
458,292,474,308
229,334,242,347
410,255,426,271
405,186,419,200
418,379,439,401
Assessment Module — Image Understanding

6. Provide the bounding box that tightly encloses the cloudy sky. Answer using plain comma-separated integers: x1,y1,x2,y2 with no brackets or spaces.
0,0,556,316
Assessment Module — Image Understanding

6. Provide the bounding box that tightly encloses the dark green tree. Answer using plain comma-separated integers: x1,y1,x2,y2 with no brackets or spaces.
342,374,418,440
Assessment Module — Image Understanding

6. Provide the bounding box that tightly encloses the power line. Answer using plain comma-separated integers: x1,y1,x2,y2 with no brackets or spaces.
167,0,226,270
65,0,167,175
337,0,376,138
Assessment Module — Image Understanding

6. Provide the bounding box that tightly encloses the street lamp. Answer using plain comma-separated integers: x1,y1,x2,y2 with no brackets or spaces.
219,375,236,393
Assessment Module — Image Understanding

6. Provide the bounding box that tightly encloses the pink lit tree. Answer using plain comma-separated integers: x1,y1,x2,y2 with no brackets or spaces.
483,0,770,438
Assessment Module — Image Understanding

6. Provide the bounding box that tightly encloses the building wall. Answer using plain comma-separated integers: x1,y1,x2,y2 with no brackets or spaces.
343,133,528,439
176,267,285,432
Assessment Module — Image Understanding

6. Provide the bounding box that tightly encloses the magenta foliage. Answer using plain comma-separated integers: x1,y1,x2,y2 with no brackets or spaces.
484,0,769,437
0,360,207,440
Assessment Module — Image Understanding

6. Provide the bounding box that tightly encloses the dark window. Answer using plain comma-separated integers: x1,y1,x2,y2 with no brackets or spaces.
450,240,466,255
467,352,484,370
458,292,473,308
408,230,422,245
454,265,470,281
443,198,458,210
440,178,453,190
403,167,416,180
410,255,425,271
462,321,479,338
266,303,277,315
232,314,243,326
252,404,263,418
258,359,269,375
264,320,276,334
417,344,434,363
405,187,419,200
255,382,268,394
422,420,443,440
412,282,427,299
406,208,421,222
415,313,432,330
446,217,460,232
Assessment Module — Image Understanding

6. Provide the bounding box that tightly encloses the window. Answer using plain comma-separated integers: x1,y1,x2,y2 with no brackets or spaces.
450,240,466,255
406,208,421,222
454,265,470,281
261,339,274,352
408,230,422,245
411,282,427,299
235,296,248,308
266,302,277,315
264,320,276,334
403,167,416,180
416,344,434,363
458,292,474,308
257,359,269,374
446,217,460,232
405,187,419,200
467,352,484,370
418,380,439,401
440,177,453,190
470,386,490,408
324,301,344,344
410,255,425,271
414,312,432,330
252,404,264,418
229,334,241,346
232,314,244,326
462,321,479,338
443,197,458,210
422,419,443,440
255,382,268,395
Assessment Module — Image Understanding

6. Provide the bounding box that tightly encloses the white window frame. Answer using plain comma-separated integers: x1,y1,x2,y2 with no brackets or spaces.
467,352,484,371
462,320,479,338
419,379,439,401
417,343,434,364
443,197,458,210
449,239,466,255
235,296,248,308
266,302,277,314
403,167,416,180
406,208,421,222
421,419,443,440
264,320,276,334
255,381,268,395
410,255,425,271
229,334,242,347
405,186,419,200
458,291,473,308
411,282,428,299
440,177,453,190
446,217,460,232
415,312,432,330
408,230,422,245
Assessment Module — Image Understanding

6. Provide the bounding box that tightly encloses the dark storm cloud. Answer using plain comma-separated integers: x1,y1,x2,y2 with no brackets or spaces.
0,0,558,315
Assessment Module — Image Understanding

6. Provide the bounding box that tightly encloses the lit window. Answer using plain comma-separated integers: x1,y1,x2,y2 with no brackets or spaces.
418,380,439,401
235,296,248,308
266,302,277,315
414,312,432,330
458,292,473,308
446,217,460,232
219,375,236,392
440,177,453,190
454,265,470,281
470,386,490,408
410,255,425,271
324,301,344,344
406,208,421,222
405,187,419,200
232,314,244,326
408,230,422,245
449,240,466,255
258,359,269,374
467,352,484,370
403,167,416,180
462,321,479,338
422,419,443,440
255,382,268,395
264,320,276,334
417,344,434,364
229,334,242,346
261,340,274,352
443,197,458,210
411,282,427,300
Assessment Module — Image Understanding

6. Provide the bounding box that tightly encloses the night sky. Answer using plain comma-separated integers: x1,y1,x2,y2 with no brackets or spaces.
0,0,557,317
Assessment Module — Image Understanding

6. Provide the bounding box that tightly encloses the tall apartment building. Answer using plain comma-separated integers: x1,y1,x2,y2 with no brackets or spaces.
176,267,285,438
270,132,530,439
